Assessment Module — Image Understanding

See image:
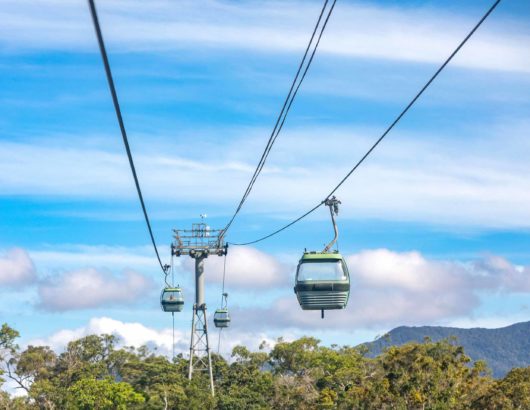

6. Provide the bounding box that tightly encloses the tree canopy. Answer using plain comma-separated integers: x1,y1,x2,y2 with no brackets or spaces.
0,323,528,409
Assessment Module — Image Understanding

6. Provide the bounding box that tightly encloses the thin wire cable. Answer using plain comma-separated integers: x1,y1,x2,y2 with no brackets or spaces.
223,0,334,234
88,0,165,272
217,253,229,354
222,0,337,235
230,0,502,246
171,252,175,286
239,0,337,208
172,312,175,361
220,252,227,305
229,202,323,246
234,0,337,234
217,328,223,354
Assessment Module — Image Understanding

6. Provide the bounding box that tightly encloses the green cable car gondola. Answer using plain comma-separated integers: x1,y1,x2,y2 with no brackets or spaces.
294,196,350,318
214,292,230,328
294,251,350,311
214,308,230,328
160,287,184,312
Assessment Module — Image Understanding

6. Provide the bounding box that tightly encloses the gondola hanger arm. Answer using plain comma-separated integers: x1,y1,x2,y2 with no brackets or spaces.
322,196,341,253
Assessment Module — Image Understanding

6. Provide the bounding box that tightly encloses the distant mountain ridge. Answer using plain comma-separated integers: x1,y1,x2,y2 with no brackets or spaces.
362,321,530,378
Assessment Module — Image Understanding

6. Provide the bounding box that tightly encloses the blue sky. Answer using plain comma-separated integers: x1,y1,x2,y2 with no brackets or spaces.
1,0,530,360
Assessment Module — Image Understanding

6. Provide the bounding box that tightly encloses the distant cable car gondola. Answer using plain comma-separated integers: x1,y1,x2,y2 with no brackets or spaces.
214,292,230,328
294,196,350,318
160,287,184,312
214,308,230,328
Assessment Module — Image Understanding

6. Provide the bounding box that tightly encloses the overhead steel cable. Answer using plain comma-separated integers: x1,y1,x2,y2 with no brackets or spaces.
243,0,337,210
240,0,337,204
230,203,323,246
88,0,166,273
231,0,502,247
217,252,228,354
222,0,337,236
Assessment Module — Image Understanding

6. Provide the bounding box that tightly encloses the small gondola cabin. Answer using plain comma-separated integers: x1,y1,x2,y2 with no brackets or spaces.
294,251,350,311
213,308,230,328
160,287,184,312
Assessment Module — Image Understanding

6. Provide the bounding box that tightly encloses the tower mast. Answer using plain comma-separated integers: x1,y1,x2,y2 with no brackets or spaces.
172,221,226,396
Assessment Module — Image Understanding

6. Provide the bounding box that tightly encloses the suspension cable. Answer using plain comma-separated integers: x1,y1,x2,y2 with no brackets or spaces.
222,0,337,235
172,312,175,361
221,252,227,305
217,253,229,354
87,0,166,272
230,0,502,246
229,202,323,246
217,328,223,354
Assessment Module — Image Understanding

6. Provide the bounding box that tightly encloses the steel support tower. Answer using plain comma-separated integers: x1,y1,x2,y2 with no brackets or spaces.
172,223,226,397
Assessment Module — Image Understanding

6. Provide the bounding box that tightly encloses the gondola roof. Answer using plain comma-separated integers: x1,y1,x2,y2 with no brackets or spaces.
299,251,342,261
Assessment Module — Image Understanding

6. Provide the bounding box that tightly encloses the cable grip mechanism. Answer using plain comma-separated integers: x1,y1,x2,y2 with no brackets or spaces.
322,196,341,253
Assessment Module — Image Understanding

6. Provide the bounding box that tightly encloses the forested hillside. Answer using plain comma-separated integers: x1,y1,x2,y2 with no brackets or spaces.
363,321,530,378
1,323,529,409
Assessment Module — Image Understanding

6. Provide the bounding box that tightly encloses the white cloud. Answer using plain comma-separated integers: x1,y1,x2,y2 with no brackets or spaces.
182,246,291,288
443,310,530,329
0,248,36,287
0,140,133,198
325,2,530,73
29,317,183,356
2,120,530,229
347,249,472,293
28,316,283,358
0,1,528,73
473,254,530,292
234,249,530,330
215,328,281,357
29,244,171,272
37,268,153,311
0,138,253,202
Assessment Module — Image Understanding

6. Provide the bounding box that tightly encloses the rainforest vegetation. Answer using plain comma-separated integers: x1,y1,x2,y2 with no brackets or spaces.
1,323,529,409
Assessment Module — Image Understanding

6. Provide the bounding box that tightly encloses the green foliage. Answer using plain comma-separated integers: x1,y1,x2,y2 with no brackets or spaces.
363,321,530,378
0,324,20,355
0,324,529,409
215,347,273,409
365,340,491,409
66,377,144,409
473,367,530,409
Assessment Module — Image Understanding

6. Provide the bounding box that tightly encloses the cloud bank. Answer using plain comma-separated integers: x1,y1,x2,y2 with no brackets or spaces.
233,248,530,330
37,268,153,311
1,1,528,73
29,316,280,358
2,121,530,229
182,246,291,288
0,248,36,287
30,316,183,355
